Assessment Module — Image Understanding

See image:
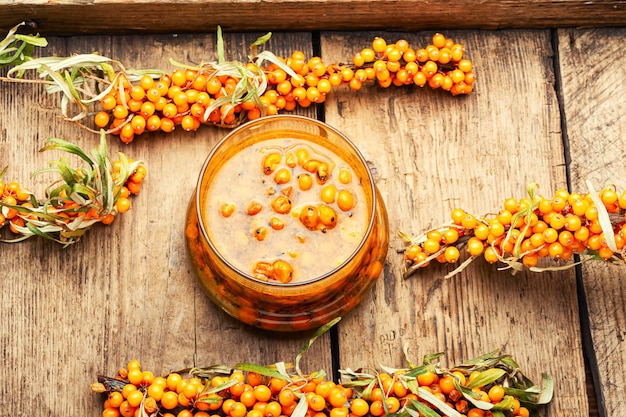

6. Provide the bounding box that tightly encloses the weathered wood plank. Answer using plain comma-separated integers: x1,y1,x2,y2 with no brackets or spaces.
321,30,587,415
558,27,626,417
1,1,626,36
0,32,330,417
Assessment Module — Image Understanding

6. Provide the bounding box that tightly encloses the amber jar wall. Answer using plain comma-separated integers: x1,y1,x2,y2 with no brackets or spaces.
185,115,389,331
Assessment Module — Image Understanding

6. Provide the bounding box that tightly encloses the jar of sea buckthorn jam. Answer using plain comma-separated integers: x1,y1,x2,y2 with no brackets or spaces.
185,115,388,331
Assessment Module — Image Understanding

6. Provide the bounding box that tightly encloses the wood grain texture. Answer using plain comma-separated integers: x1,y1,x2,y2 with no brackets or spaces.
2,1,626,35
321,30,588,415
0,32,330,417
558,27,626,417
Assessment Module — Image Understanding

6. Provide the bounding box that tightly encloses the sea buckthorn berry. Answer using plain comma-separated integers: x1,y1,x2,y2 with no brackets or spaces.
474,223,490,240
444,246,460,263
247,200,263,216
221,203,236,218
432,33,446,48
360,48,376,62
598,245,614,260
467,237,485,256
458,59,473,72
269,217,285,231
299,205,318,230
372,37,387,53
278,388,295,406
94,111,110,128
352,53,365,67
386,47,402,62
327,72,343,87
271,196,291,214
427,229,442,243
522,252,539,267
442,228,459,244
483,246,500,263
451,208,466,225
274,168,291,184
328,388,348,408
308,393,326,411
385,396,401,414
350,398,369,416
317,78,332,94
161,391,179,410
297,174,313,191
340,67,355,82
254,227,268,241
423,61,438,76
253,384,272,402
336,189,356,211
166,373,182,391
461,213,478,229
337,168,352,184
126,390,144,408
487,385,505,403
601,188,618,206
118,401,135,417
320,184,337,204
318,204,338,230
405,244,422,261
423,238,440,254
548,242,564,258
369,400,385,417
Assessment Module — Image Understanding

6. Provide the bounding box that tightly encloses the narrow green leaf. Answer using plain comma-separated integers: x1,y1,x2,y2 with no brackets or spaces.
25,222,57,241
416,389,463,417
491,395,515,411
295,317,341,376
186,364,233,378
233,363,288,381
274,361,290,379
423,352,445,366
466,368,507,389
54,160,78,187
360,378,377,400
535,373,554,405
457,384,495,410
0,41,27,65
251,32,272,48
39,138,94,166
205,378,238,395
406,379,419,396
404,364,430,378
0,22,24,49
290,393,310,417
402,342,418,369
15,33,48,47
408,400,443,417
586,180,617,252
216,26,225,64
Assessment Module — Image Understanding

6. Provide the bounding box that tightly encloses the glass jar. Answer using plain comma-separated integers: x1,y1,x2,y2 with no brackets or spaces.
185,115,389,331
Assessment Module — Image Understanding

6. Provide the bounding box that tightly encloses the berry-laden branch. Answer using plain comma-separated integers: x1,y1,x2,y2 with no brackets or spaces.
0,131,146,246
91,320,553,417
400,182,626,279
1,24,476,144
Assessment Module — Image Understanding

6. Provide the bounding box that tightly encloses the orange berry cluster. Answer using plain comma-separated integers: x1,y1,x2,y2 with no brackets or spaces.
350,33,475,94
94,33,475,143
92,356,540,417
402,184,626,278
0,138,146,245
0,163,145,241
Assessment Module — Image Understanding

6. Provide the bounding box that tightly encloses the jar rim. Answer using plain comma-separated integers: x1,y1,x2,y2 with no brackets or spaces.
195,114,378,287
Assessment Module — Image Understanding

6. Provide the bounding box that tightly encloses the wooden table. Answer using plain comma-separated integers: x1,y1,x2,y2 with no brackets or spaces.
1,4,625,417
